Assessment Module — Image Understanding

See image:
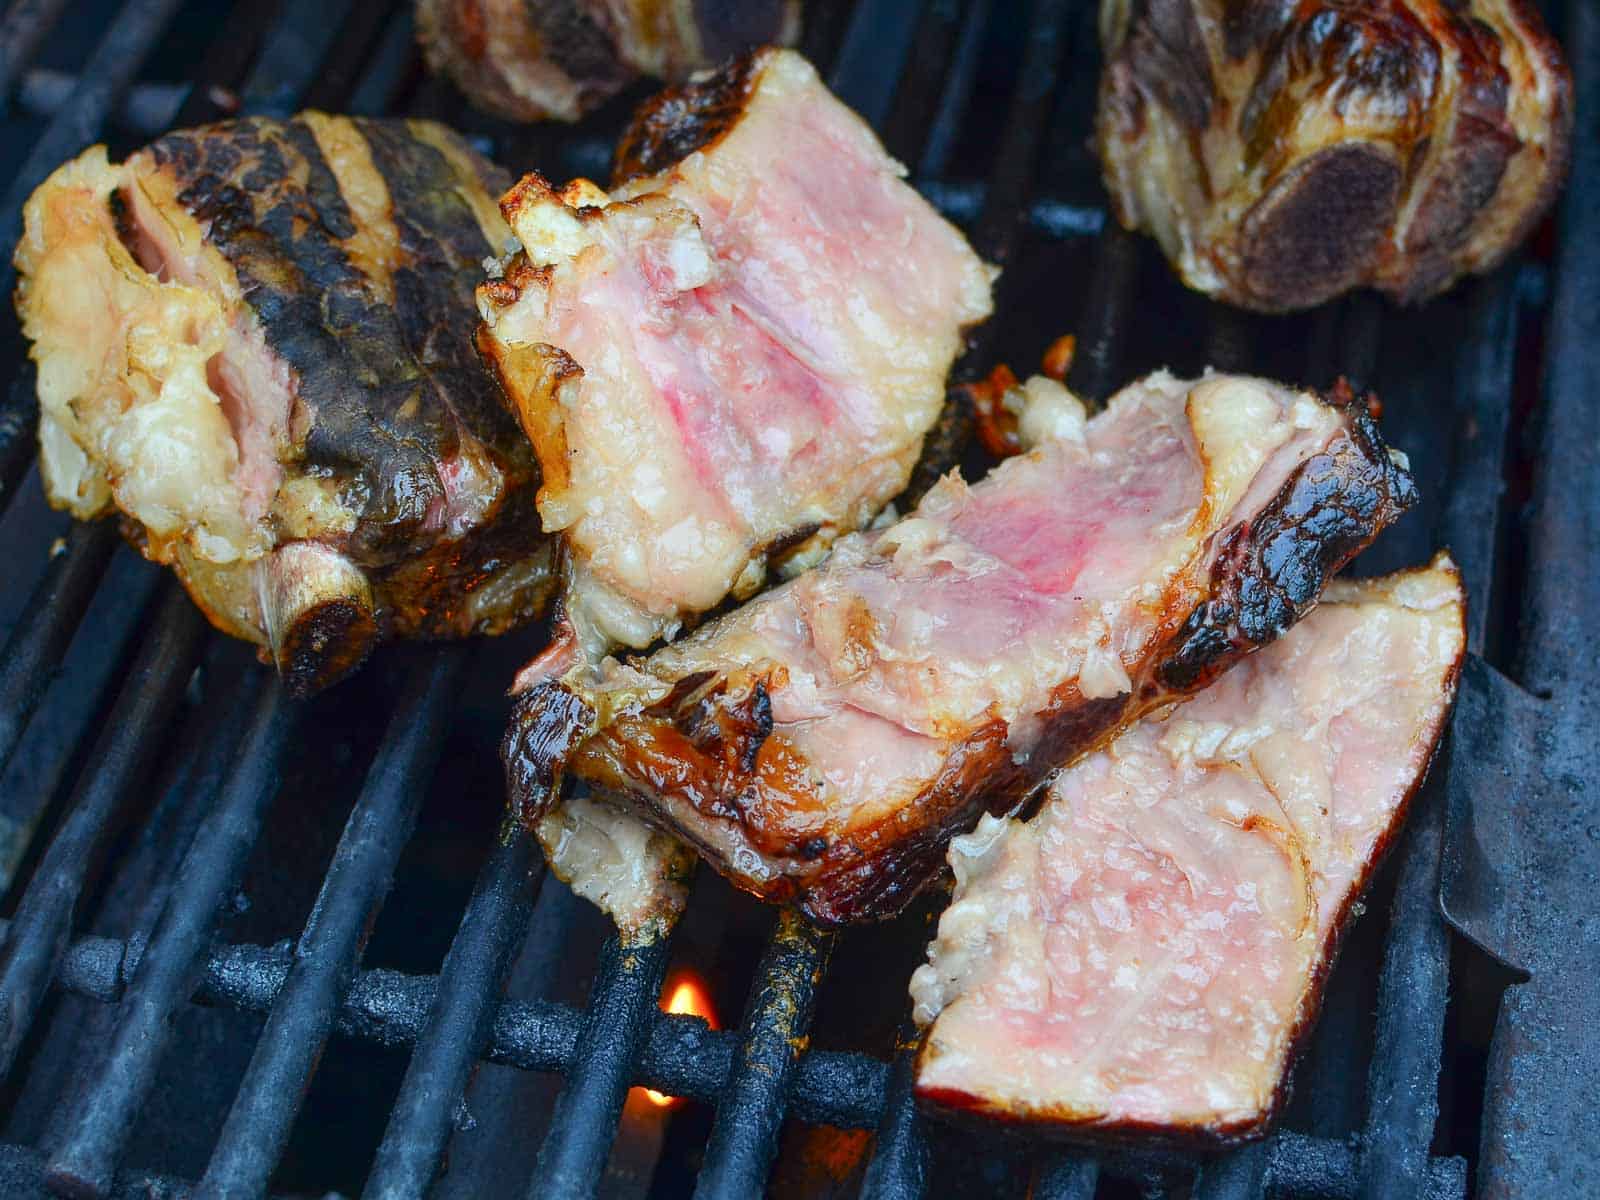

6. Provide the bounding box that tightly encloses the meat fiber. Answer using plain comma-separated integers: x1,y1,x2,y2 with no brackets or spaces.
504,370,1417,926
14,114,551,695
478,47,995,653
912,558,1465,1141
416,0,801,123
1097,0,1572,311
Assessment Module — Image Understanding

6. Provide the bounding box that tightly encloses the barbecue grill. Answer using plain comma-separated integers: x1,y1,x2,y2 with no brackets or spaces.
0,0,1594,1197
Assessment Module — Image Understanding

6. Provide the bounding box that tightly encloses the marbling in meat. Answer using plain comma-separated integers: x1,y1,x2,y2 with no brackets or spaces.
1097,0,1571,310
416,0,801,123
478,47,995,653
504,370,1417,926
15,114,550,695
912,558,1465,1141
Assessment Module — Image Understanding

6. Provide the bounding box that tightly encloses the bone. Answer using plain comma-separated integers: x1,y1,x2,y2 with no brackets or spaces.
257,542,380,697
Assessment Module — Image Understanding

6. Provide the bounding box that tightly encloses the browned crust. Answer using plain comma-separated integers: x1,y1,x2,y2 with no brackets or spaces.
913,563,1468,1145
525,386,1418,927
1098,0,1574,311
611,46,770,183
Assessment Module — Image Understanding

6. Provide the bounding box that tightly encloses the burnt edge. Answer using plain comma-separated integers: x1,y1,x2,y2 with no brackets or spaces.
558,386,1418,928
276,594,381,700
502,682,596,828
1156,381,1418,692
611,46,768,183
913,567,1467,1147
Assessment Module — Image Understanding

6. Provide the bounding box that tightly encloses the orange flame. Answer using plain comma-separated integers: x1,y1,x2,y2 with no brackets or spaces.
643,974,718,1108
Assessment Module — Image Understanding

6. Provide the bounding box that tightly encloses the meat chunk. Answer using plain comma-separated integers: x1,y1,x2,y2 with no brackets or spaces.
478,47,995,652
14,114,551,695
1097,0,1572,311
912,558,1465,1141
504,371,1417,926
416,0,801,123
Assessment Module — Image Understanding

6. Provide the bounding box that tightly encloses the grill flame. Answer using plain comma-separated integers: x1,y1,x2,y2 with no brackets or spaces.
644,975,718,1108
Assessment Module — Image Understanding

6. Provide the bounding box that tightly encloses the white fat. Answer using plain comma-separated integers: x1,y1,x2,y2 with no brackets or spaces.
1015,375,1088,449
537,795,693,937
909,813,1019,1026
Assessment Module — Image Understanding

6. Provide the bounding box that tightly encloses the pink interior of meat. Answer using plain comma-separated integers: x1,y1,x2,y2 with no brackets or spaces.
118,177,290,525
915,577,1462,1129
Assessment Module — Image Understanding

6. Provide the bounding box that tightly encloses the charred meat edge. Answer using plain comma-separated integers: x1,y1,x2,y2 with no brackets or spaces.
504,383,1417,927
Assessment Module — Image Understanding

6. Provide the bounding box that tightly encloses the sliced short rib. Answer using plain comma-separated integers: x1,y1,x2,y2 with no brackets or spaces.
912,558,1466,1141
505,371,1417,926
15,114,550,695
477,47,995,653
1097,0,1572,310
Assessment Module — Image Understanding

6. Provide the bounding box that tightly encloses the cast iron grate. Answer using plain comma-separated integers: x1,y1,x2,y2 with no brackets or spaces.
0,0,1593,1197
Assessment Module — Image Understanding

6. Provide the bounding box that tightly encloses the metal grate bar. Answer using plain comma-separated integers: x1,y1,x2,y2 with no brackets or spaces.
0,0,74,108
1438,270,1522,656
0,520,118,774
301,0,403,114
1032,1154,1099,1200
968,0,1070,268
0,0,189,299
880,0,967,165
196,650,468,1200
825,0,923,128
527,930,674,1197
0,583,205,1076
1194,1141,1271,1200
694,911,833,1199
168,0,292,129
0,372,40,515
364,825,541,1200
1357,269,1523,1200
238,0,361,118
1063,225,1140,402
857,1040,927,1200
916,0,993,179
42,676,295,1200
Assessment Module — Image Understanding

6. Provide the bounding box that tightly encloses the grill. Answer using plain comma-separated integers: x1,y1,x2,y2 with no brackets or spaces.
0,1,1593,1197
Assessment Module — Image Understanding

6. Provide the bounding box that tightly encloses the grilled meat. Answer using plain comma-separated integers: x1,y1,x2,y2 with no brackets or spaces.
478,47,995,653
416,0,801,123
1097,0,1572,311
504,370,1417,926
912,558,1465,1142
15,114,550,695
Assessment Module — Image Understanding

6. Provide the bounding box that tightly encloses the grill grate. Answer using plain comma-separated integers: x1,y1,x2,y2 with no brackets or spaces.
0,0,1592,1197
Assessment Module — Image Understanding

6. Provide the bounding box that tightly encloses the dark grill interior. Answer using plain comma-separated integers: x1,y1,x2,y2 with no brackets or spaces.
0,1,1594,1197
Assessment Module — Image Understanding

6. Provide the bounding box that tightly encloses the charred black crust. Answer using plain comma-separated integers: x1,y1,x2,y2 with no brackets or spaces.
502,683,596,826
611,47,767,183
146,115,536,568
277,596,380,699
1157,390,1415,691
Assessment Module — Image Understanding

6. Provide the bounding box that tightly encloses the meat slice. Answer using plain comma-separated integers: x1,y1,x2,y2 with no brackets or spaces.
504,370,1417,926
416,0,801,123
14,114,550,695
1097,0,1572,311
911,558,1465,1141
478,47,995,652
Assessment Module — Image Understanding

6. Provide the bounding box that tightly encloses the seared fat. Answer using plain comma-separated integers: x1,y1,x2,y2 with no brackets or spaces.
15,114,551,695
912,559,1465,1141
478,47,996,652
416,0,801,123
1097,0,1572,310
504,371,1417,926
